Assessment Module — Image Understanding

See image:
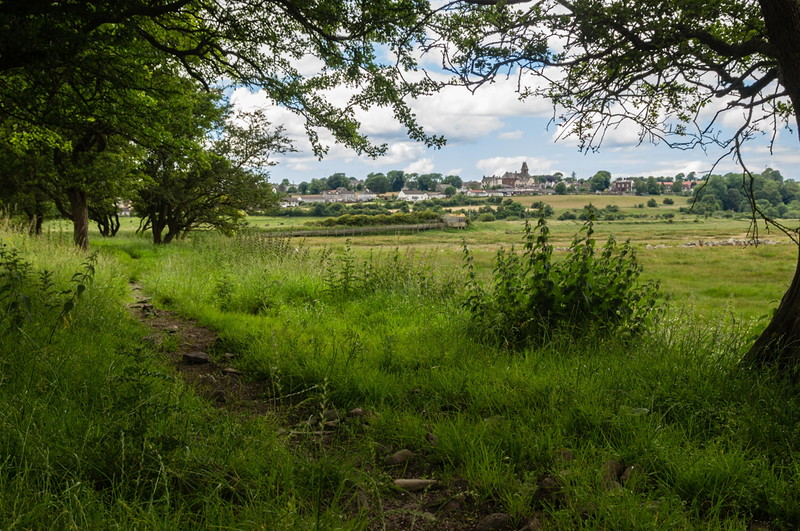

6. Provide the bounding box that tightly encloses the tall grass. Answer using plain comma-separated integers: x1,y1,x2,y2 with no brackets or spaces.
2,225,800,528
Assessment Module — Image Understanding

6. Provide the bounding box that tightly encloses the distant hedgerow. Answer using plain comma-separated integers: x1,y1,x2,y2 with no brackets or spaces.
314,210,440,227
463,217,661,349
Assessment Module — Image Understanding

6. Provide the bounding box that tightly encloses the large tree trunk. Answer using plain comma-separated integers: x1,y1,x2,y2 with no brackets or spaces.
67,187,90,250
743,245,800,370
151,220,164,244
743,0,800,370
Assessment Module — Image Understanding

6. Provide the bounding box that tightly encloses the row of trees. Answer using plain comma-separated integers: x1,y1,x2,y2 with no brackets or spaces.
283,169,715,197
277,171,465,195
0,87,289,244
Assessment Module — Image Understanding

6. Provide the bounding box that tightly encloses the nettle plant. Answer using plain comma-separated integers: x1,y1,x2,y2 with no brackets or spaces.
0,244,96,340
463,217,661,349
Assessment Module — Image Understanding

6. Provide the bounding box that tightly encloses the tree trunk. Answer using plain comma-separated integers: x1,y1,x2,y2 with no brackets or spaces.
162,225,179,244
109,212,120,236
152,219,164,244
743,246,800,370
26,210,44,236
94,212,120,237
67,187,89,250
32,212,43,236
743,0,800,371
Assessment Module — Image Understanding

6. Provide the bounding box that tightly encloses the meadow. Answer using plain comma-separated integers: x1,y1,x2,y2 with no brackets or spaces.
1,196,799,529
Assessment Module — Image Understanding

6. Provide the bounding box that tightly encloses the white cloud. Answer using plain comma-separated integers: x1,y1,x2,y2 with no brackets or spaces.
500,130,524,140
363,142,427,166
553,115,650,150
615,160,710,178
286,161,317,172
292,54,327,77
405,157,436,174
446,168,463,176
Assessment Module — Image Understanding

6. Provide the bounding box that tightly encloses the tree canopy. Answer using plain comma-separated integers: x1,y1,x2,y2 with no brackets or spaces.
1,0,443,156
364,173,390,194
0,0,443,247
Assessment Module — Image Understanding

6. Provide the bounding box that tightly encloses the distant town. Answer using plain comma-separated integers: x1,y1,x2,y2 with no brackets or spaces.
277,162,705,207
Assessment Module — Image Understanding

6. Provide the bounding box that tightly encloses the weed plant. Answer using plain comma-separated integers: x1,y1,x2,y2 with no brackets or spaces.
464,217,662,349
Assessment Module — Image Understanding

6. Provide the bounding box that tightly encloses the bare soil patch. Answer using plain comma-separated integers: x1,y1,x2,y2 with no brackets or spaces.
128,282,269,415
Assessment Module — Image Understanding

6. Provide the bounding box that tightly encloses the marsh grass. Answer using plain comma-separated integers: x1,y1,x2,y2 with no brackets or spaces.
2,225,800,528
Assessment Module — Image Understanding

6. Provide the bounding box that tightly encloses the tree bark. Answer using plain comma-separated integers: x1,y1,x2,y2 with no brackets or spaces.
25,209,44,236
152,219,164,244
744,246,800,370
67,187,89,250
743,0,800,371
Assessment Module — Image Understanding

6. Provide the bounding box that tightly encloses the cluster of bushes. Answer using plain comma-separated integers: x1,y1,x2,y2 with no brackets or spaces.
312,210,441,227
558,204,625,221
274,202,394,218
530,201,555,213
463,199,533,222
555,203,679,221
411,193,498,209
475,205,524,221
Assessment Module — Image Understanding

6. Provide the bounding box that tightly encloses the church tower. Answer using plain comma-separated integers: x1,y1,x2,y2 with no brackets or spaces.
520,162,530,178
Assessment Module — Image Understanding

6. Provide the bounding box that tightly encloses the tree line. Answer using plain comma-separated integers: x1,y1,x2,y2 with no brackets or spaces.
278,171,464,195
691,169,800,218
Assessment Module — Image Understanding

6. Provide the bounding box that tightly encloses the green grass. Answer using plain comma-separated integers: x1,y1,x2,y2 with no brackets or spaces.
2,217,800,528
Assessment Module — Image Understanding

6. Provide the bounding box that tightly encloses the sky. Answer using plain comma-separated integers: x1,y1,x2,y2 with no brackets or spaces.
228,55,800,187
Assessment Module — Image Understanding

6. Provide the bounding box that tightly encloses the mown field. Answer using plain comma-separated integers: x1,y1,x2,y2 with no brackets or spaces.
2,198,799,529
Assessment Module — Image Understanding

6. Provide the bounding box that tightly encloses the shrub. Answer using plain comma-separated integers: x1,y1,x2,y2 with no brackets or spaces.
530,202,555,217
647,198,658,207
663,197,675,205
558,211,577,220
476,212,496,222
578,203,602,220
463,217,661,349
0,244,96,339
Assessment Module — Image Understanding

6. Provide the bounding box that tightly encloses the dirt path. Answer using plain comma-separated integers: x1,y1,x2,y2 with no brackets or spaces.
127,282,269,415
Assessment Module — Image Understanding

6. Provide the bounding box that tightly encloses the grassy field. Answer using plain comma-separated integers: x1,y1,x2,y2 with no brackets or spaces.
2,205,799,529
